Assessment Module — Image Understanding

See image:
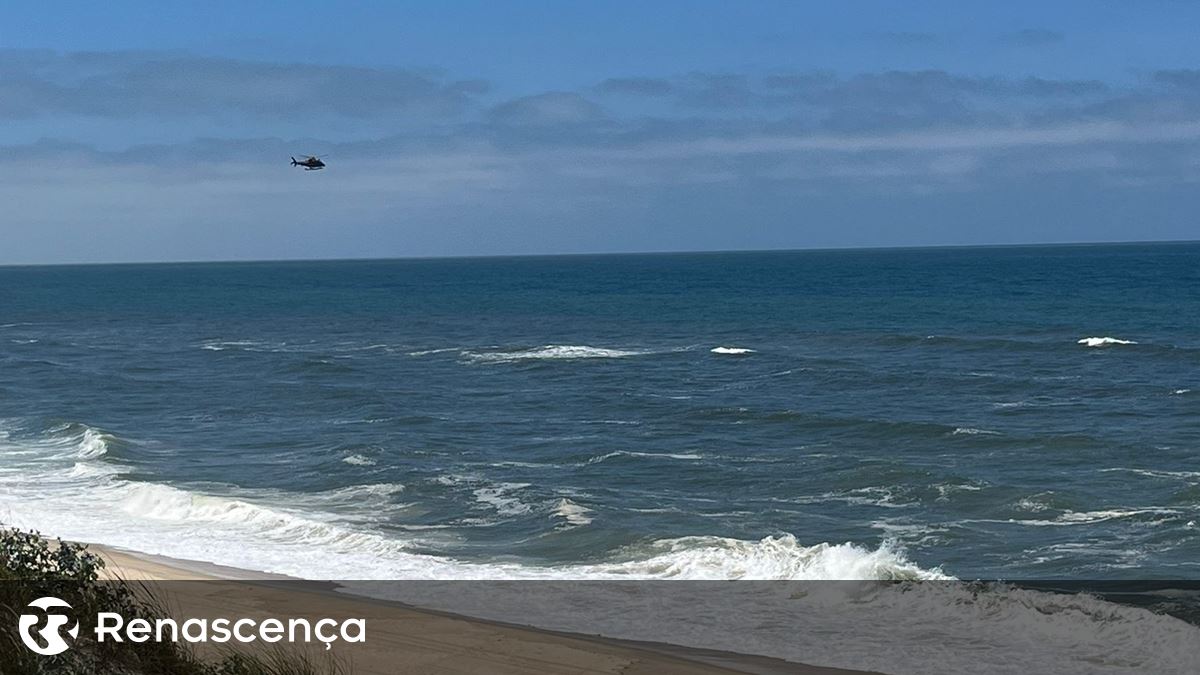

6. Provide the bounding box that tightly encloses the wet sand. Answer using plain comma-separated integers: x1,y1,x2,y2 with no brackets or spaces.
94,544,878,675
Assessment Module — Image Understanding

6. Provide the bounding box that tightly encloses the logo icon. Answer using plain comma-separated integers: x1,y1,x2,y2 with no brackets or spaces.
18,597,79,656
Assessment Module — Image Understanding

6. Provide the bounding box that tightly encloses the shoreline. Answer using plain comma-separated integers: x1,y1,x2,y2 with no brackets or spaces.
92,543,876,675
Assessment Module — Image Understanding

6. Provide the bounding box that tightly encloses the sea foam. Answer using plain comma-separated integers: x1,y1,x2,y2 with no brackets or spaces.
463,345,648,363
584,534,947,580
951,427,1001,436
472,482,534,516
341,454,377,466
711,346,756,355
552,498,594,527
584,450,703,464
0,422,948,581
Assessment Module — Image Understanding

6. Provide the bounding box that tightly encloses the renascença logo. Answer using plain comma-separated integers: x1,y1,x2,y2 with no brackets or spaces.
18,596,79,656
15,596,366,655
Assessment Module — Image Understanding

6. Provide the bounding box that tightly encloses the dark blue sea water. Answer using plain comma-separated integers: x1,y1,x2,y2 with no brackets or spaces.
1,243,1198,579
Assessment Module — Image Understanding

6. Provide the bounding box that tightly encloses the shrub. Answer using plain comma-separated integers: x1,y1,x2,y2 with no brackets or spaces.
0,528,348,675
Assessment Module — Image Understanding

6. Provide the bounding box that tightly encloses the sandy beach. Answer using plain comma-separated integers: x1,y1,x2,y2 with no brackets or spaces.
92,544,876,675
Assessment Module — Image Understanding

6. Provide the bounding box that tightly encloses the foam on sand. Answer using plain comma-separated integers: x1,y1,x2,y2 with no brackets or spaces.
1077,336,1138,347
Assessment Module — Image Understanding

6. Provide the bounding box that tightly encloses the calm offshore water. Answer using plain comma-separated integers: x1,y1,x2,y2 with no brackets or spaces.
1,244,1197,579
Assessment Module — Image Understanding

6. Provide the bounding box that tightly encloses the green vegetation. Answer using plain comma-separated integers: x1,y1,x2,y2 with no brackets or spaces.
0,528,348,675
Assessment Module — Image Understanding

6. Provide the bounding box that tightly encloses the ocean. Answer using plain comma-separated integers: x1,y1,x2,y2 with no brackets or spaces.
1,243,1198,580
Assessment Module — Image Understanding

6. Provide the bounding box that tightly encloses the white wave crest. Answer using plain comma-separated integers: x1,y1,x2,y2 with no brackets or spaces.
0,420,954,582
38,424,119,460
584,450,703,465
1003,508,1182,527
1056,508,1180,524
321,483,404,500
76,428,114,458
341,454,377,466
406,347,461,356
472,482,533,516
587,535,948,580
952,427,1002,436
1077,336,1138,347
552,498,594,527
464,345,648,363
200,340,265,351
1101,467,1200,480
105,482,422,561
711,346,756,355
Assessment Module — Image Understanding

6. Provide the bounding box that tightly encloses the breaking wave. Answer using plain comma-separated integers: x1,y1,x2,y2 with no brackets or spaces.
584,535,948,580
472,482,534,516
1078,336,1138,347
952,427,1002,436
711,346,756,355
405,347,461,357
584,450,703,464
552,498,594,527
0,420,951,581
1005,508,1183,527
462,345,650,363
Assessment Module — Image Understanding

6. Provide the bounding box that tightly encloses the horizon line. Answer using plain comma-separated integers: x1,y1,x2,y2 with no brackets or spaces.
2,237,1198,270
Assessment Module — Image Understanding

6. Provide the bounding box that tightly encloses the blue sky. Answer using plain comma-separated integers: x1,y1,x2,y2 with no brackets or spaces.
3,1,1200,263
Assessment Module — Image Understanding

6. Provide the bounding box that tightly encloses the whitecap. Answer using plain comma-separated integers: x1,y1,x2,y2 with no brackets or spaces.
472,482,533,516
588,534,948,580
406,347,461,356
0,421,951,582
1014,497,1052,513
341,454,377,466
1077,336,1138,347
584,450,703,465
951,427,1001,436
76,428,114,459
463,345,648,363
321,483,404,500
1100,467,1200,480
552,498,594,527
1004,508,1181,527
710,346,756,355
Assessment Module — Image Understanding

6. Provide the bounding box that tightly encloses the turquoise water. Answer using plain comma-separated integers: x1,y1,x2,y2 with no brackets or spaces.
1,243,1197,579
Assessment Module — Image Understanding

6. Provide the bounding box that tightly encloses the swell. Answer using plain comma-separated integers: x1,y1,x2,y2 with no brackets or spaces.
672,406,1020,442
863,332,1200,357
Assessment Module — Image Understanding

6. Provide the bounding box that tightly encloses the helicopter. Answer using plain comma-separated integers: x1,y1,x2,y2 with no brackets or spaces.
290,155,326,171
